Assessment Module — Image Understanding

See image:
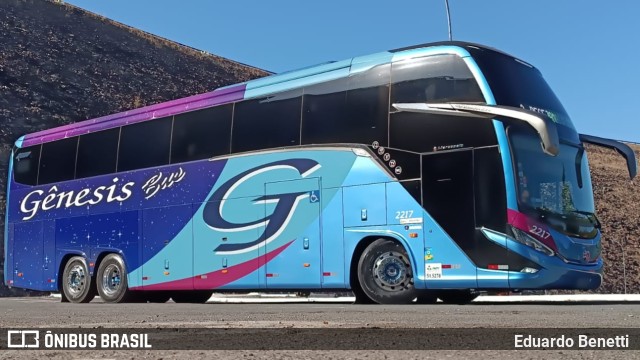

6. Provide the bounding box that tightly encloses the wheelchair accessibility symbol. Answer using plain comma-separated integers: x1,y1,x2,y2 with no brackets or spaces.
309,190,320,203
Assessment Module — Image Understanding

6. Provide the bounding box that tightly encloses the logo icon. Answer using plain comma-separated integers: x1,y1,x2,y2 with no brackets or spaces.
7,330,40,348
203,159,320,254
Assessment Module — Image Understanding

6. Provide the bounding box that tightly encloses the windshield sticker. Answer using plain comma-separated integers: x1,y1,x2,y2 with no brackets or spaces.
520,104,560,123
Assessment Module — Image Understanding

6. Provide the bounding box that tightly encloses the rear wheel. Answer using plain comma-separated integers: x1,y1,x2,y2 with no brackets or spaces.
357,239,416,304
62,256,95,303
171,291,213,304
96,254,133,303
438,290,479,304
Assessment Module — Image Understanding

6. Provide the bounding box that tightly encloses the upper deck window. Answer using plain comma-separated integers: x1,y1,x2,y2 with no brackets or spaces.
118,117,172,172
171,105,232,163
302,64,391,146
38,137,78,184
76,128,120,178
389,54,495,153
232,90,302,153
467,47,576,130
13,145,41,185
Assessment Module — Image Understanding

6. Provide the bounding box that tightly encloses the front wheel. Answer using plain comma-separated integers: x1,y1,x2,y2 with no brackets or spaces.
357,239,416,304
62,256,95,303
96,254,133,303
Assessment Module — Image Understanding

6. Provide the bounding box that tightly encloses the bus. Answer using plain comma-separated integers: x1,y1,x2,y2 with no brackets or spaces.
4,41,637,304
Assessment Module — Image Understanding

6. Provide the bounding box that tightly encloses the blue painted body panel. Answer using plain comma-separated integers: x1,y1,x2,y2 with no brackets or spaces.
5,43,603,294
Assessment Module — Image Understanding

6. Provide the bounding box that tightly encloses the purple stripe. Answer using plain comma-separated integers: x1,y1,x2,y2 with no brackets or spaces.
21,84,246,147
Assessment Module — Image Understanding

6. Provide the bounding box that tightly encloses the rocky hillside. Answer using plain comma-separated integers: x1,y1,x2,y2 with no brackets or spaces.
587,143,640,293
0,0,268,295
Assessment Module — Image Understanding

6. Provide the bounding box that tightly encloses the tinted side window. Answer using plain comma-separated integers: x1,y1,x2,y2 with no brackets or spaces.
171,105,232,163
76,128,120,178
118,117,172,172
39,137,78,184
302,65,390,146
391,54,484,103
390,54,495,152
232,90,302,153
301,78,348,145
13,145,41,185
345,64,390,146
390,112,498,153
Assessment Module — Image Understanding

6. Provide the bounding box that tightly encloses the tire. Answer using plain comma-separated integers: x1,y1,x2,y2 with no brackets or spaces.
438,290,479,305
171,291,213,304
357,238,416,304
61,256,95,303
415,290,438,304
351,285,375,304
96,254,132,303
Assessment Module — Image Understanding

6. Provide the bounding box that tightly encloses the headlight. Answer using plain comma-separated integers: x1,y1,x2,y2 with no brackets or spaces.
510,226,555,256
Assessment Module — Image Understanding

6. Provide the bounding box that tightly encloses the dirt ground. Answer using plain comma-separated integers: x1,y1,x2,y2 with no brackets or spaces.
586,143,640,293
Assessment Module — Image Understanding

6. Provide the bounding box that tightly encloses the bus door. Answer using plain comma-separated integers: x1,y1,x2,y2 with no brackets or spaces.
421,148,509,289
264,178,321,288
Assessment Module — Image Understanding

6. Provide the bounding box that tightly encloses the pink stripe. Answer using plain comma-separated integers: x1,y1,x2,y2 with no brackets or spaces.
133,240,294,291
507,209,558,251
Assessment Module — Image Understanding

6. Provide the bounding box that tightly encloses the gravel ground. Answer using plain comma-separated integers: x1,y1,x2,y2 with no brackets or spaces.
0,296,638,359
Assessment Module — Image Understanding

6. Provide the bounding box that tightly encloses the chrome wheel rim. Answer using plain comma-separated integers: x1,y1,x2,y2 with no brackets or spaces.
101,264,122,297
67,264,86,296
372,251,412,291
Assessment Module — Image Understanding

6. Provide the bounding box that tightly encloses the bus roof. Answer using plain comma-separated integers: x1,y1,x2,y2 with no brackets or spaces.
17,41,512,149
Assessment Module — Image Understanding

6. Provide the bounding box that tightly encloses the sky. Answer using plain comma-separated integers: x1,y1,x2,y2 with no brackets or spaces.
65,0,640,143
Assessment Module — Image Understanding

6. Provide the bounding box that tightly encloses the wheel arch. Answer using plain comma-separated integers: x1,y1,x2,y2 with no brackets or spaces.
56,251,87,292
348,234,417,290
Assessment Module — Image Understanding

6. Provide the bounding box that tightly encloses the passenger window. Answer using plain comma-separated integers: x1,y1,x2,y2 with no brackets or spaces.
171,105,232,163
232,90,302,153
118,117,172,172
301,78,348,145
38,137,78,184
302,65,390,146
390,55,495,152
13,145,41,185
76,128,120,178
391,54,484,103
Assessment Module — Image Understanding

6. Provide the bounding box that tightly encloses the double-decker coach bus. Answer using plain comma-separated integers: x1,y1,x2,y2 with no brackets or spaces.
4,42,636,304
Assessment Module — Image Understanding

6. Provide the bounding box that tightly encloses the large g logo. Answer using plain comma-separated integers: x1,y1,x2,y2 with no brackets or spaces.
203,159,320,254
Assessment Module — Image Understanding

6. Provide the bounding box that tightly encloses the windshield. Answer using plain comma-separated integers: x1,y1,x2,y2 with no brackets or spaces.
510,128,598,239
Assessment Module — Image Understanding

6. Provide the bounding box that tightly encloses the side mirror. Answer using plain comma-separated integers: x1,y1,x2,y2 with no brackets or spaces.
392,102,560,156
579,134,637,180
